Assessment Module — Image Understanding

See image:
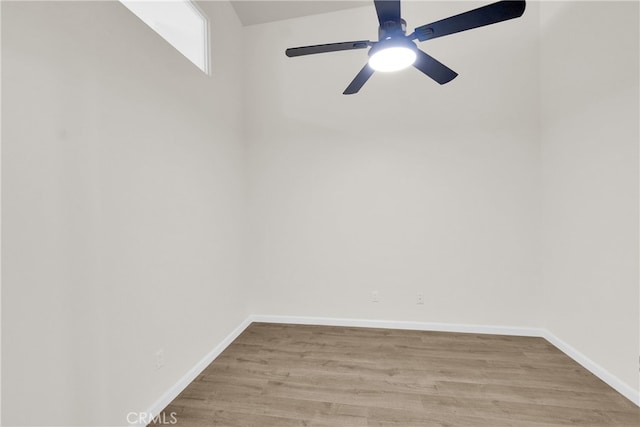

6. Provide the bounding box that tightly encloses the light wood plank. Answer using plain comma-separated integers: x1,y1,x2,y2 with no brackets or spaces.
152,323,640,426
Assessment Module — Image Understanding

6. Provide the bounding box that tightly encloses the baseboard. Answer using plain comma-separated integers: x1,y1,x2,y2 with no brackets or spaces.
250,314,542,337
133,316,254,427
542,329,640,406
137,313,639,423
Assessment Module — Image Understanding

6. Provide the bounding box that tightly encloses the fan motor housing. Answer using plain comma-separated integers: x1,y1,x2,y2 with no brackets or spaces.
378,18,407,40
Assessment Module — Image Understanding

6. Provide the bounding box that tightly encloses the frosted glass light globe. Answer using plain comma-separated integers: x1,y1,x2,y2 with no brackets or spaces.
368,46,416,72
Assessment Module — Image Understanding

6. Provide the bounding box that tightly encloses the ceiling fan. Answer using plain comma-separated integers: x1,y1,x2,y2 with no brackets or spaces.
285,0,526,95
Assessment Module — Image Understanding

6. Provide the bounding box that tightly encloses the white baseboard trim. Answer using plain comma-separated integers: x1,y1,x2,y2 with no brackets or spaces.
138,314,639,423
541,329,640,407
134,316,254,427
250,314,542,337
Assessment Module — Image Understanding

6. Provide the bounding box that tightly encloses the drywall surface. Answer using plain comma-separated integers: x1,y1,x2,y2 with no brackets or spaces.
244,2,541,327
540,1,639,397
1,1,247,425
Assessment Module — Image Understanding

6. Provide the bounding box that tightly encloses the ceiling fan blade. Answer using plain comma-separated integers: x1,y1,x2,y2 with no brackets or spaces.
343,64,375,95
413,49,458,84
285,41,371,57
413,1,526,42
374,0,401,25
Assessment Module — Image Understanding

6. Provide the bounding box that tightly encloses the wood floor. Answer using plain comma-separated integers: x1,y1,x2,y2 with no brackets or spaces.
155,323,640,426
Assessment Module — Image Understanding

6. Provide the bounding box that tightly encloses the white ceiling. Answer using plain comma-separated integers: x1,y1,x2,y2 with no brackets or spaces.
230,1,368,26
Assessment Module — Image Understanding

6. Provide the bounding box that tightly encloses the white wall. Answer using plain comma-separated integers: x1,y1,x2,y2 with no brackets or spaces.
244,2,542,327
540,1,639,398
244,0,639,401
1,1,247,425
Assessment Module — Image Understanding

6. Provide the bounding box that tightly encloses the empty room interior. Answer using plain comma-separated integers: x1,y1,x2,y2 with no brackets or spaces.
1,0,639,426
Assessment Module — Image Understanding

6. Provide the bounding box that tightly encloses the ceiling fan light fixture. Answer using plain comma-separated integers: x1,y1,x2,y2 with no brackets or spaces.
284,0,527,94
368,45,416,72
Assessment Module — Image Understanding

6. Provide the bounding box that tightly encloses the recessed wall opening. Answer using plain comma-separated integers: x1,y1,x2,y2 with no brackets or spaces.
119,0,210,74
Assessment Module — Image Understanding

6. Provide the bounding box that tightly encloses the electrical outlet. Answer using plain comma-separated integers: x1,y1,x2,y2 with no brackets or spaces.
372,291,379,302
417,293,424,304
155,349,165,370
